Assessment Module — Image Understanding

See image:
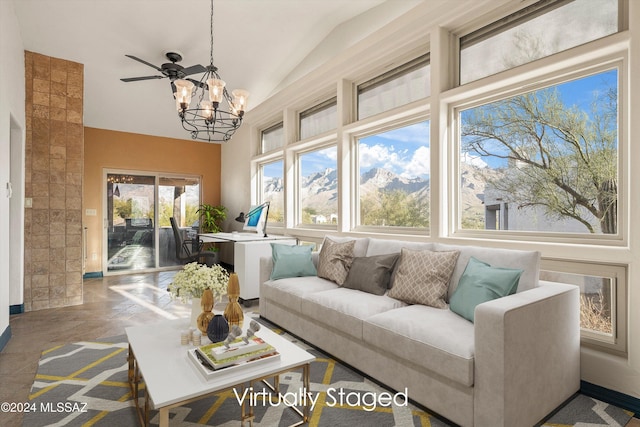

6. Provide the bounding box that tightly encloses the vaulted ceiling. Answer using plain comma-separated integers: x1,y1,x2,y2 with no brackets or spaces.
14,0,423,141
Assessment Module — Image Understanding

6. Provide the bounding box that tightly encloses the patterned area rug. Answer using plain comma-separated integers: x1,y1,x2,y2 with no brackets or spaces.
24,319,633,427
24,324,446,426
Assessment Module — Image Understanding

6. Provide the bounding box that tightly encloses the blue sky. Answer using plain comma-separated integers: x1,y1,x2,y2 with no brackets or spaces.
461,68,618,169
262,68,617,179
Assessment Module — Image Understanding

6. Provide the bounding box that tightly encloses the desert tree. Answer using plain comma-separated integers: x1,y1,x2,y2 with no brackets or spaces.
461,80,617,234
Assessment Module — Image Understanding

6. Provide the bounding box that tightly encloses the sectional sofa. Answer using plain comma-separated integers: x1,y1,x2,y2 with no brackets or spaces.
259,236,580,427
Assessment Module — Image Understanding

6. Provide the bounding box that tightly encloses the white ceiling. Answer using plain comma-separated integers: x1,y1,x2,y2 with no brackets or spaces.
14,0,423,142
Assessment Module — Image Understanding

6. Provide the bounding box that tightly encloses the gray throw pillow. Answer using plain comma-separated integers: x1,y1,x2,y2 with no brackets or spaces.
342,253,399,295
317,238,355,285
388,248,460,308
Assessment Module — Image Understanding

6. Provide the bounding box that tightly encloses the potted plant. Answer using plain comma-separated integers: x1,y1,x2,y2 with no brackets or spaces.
197,204,227,233
196,204,227,265
167,262,229,328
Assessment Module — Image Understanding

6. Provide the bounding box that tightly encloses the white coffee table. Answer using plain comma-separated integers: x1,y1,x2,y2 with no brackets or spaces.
125,317,315,427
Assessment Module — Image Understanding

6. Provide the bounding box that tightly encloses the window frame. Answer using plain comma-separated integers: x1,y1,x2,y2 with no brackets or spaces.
457,0,621,85
447,56,626,246
356,53,431,121
299,97,338,140
294,142,339,230
350,115,432,235
257,158,285,227
540,259,627,355
260,121,285,154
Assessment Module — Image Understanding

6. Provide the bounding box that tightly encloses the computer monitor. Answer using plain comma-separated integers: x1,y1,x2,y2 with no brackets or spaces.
243,202,270,237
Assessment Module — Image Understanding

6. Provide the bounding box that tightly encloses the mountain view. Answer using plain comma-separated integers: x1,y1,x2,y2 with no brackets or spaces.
262,161,503,228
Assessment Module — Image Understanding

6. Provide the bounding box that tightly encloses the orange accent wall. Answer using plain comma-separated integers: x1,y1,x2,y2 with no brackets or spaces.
83,127,222,274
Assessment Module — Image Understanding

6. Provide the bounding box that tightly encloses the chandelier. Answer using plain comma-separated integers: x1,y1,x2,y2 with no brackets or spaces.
174,0,249,142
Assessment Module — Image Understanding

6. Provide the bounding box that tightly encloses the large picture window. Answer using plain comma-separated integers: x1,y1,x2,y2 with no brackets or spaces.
458,68,619,236
357,121,430,229
298,146,338,226
459,0,619,84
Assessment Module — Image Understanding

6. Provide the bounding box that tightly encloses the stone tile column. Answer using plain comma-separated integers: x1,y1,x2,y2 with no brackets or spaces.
24,51,84,311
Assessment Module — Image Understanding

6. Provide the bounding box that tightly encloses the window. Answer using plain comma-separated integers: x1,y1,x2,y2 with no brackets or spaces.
357,54,430,120
540,260,626,352
261,122,284,153
458,68,619,236
357,121,430,229
260,160,284,224
459,0,619,84
300,97,337,140
298,146,338,226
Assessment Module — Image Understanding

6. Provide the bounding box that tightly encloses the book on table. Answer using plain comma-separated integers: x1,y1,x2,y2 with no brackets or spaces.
192,337,279,372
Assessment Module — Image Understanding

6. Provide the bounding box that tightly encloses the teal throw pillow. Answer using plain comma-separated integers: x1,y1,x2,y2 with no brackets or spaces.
270,243,317,280
449,257,523,323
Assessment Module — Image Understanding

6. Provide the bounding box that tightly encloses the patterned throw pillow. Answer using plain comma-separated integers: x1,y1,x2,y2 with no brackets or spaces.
317,238,356,285
388,248,460,308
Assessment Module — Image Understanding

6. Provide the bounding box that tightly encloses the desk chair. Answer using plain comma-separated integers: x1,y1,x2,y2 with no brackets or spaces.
169,217,219,265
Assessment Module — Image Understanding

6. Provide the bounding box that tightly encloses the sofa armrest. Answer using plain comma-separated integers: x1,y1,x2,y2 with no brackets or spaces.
474,281,580,427
259,256,274,286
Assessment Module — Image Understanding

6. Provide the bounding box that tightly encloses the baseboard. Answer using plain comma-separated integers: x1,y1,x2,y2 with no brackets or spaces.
581,380,640,416
83,271,103,279
0,325,11,352
9,304,24,314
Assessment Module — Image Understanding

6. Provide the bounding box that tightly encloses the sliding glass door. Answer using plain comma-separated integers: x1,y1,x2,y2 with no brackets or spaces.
105,170,201,274
158,176,201,268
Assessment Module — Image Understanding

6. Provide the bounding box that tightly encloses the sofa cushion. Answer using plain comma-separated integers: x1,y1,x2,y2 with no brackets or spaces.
317,238,355,285
363,304,475,386
301,288,407,340
342,253,399,295
270,243,317,280
388,248,460,308
324,235,370,257
449,257,523,322
261,277,338,314
366,238,434,257
434,243,540,298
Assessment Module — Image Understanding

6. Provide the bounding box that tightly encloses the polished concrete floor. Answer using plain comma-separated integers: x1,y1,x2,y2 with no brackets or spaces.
1,271,639,427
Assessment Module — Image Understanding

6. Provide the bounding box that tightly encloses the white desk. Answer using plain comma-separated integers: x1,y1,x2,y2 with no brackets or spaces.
199,233,297,302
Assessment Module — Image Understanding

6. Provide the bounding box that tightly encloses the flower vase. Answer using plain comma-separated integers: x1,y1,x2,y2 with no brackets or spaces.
224,272,244,328
190,297,201,329
197,289,215,334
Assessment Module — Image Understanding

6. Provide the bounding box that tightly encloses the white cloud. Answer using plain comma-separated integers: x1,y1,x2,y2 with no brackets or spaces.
402,146,430,178
461,152,488,168
359,143,401,170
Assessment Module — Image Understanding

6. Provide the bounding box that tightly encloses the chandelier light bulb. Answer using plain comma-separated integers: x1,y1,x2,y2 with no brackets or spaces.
200,100,214,122
231,89,250,115
207,78,226,105
174,79,195,110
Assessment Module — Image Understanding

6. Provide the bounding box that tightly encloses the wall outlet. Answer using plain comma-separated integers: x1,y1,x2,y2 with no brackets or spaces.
25,198,32,208
86,208,97,216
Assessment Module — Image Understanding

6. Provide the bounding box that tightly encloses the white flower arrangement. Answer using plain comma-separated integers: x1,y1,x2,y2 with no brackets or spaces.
168,262,229,303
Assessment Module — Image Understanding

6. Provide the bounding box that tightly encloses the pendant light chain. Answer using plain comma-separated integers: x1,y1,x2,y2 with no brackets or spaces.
209,0,215,68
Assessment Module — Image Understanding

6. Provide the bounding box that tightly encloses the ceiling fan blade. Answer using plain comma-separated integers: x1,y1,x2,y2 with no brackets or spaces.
125,54,163,72
182,64,207,76
120,76,165,82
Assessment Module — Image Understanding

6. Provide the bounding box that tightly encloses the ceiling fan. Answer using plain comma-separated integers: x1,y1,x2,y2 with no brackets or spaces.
120,51,207,89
